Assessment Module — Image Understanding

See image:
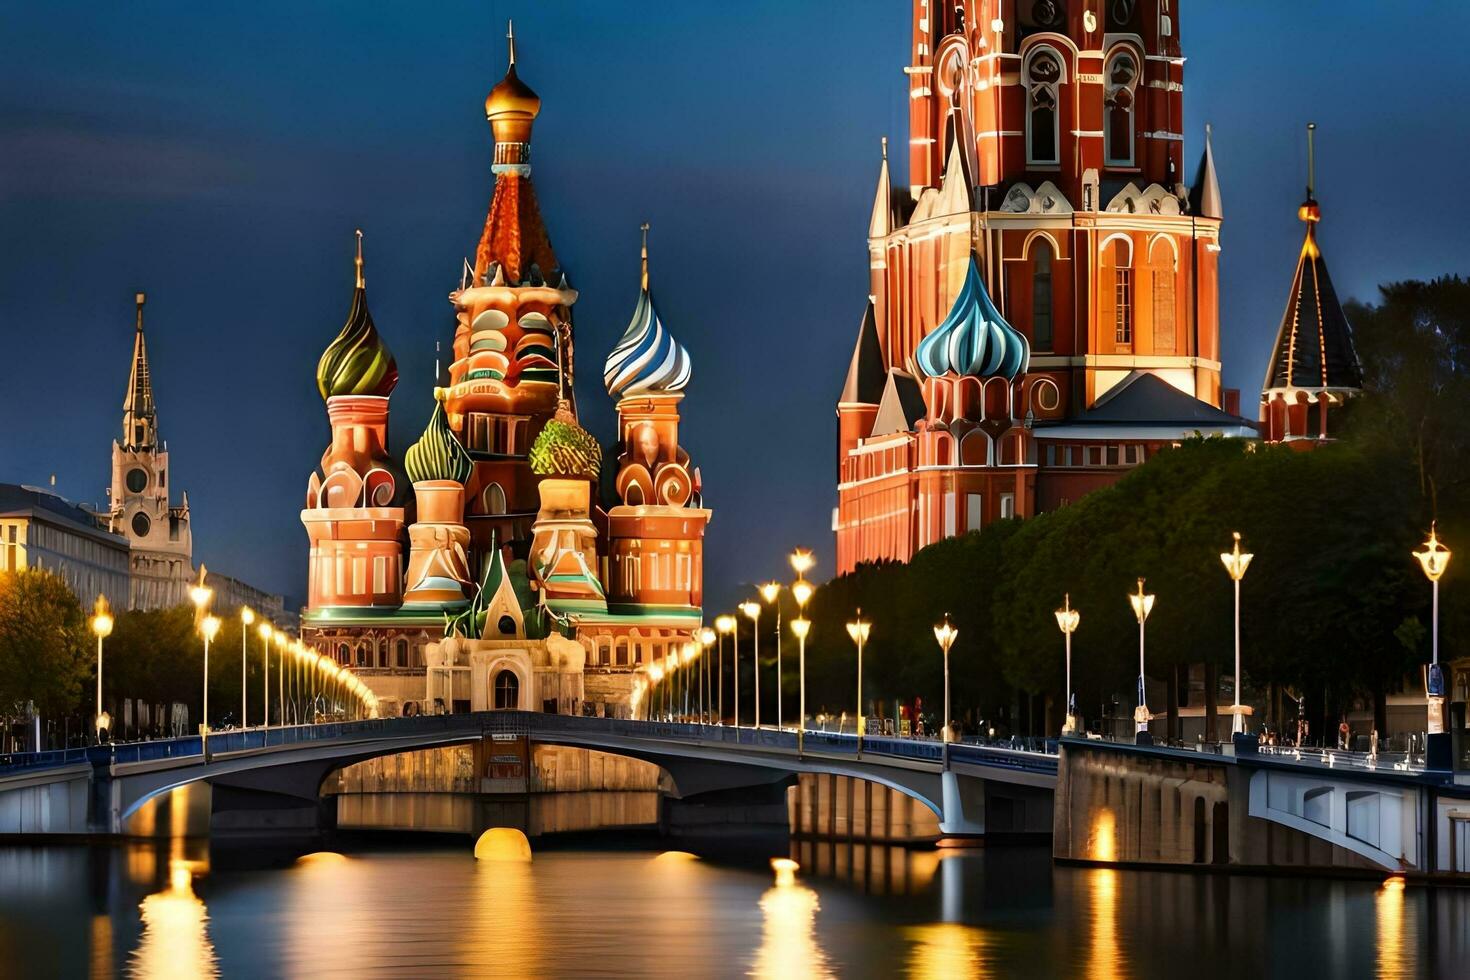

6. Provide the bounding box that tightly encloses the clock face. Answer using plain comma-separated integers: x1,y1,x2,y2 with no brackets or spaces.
131,512,151,538
126,467,148,493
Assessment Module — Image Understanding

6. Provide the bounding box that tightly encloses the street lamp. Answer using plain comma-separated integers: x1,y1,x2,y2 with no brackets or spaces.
272,630,288,725
845,610,870,742
715,614,736,724
200,615,221,743
740,600,761,729
90,595,113,743
933,614,958,747
256,621,273,727
240,608,255,729
1054,594,1080,735
1219,532,1254,736
698,627,716,724
791,616,811,753
759,582,783,730
1128,578,1156,745
1413,523,1452,735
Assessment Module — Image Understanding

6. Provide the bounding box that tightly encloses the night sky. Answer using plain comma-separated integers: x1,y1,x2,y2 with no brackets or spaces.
2,1,1467,613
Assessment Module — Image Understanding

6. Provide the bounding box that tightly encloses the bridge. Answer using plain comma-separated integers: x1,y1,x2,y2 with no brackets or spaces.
0,712,1057,840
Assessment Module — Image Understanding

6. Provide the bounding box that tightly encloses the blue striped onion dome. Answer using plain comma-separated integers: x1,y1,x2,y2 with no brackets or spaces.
915,256,1029,381
603,287,691,398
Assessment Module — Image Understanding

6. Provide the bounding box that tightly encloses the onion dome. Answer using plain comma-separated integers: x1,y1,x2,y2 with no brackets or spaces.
485,22,541,149
603,226,691,399
317,231,398,400
404,392,473,485
529,401,602,480
915,255,1029,381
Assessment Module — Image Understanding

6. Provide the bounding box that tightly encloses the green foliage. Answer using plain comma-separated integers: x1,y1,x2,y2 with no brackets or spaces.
529,418,602,480
0,569,89,720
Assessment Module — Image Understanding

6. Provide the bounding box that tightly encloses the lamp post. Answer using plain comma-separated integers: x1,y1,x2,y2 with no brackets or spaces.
933,615,958,753
698,627,715,724
791,616,811,754
90,595,113,743
1413,523,1452,735
189,575,213,740
740,601,762,729
200,615,221,745
732,613,742,729
715,615,735,724
759,582,783,729
257,622,273,727
1219,533,1254,736
846,610,870,747
272,630,287,725
1128,578,1156,745
239,608,255,728
1054,595,1080,735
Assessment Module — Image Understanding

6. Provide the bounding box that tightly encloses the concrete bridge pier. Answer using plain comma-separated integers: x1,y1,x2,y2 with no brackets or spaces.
939,770,986,840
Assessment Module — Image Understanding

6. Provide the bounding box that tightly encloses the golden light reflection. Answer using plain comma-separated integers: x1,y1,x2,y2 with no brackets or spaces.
1085,868,1123,979
904,923,992,979
770,856,799,888
753,882,832,980
653,850,698,864
464,846,542,977
1376,876,1415,979
294,851,349,868
128,860,219,979
1089,808,1117,863
474,827,533,862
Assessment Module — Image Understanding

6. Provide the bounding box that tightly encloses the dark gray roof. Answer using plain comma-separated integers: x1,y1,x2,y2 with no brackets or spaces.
1047,372,1252,428
870,369,927,437
0,483,123,545
1192,129,1223,220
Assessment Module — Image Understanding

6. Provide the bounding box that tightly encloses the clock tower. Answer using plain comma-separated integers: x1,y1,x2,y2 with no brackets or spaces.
109,292,194,609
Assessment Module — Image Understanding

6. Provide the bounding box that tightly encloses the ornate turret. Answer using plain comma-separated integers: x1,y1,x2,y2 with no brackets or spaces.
317,231,398,401
603,225,692,400
122,292,157,451
1260,125,1362,444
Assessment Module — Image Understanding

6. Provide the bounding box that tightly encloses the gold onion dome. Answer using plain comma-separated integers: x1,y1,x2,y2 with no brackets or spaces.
529,401,602,480
317,230,398,400
485,22,541,144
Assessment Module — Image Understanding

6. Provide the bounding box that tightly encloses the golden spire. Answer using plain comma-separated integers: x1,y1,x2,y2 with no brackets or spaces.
881,135,887,161
507,19,516,65
354,229,364,288
640,222,650,291
1306,122,1316,201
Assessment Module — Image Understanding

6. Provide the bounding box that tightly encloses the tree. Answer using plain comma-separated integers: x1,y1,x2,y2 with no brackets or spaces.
0,569,90,727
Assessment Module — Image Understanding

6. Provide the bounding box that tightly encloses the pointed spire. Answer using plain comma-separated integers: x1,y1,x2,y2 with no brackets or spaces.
869,137,892,238
1193,123,1223,220
840,302,887,405
122,291,157,450
639,221,650,291
1261,124,1362,396
354,228,365,288
507,19,516,66
935,136,972,217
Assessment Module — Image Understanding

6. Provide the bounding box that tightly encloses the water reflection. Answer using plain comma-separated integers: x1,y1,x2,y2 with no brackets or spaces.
1085,868,1124,979
753,879,832,979
464,848,542,976
128,861,218,979
1376,877,1415,979
904,923,992,978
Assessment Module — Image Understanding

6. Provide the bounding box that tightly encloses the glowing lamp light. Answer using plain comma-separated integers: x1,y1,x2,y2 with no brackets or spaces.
759,582,781,605
933,615,958,652
200,615,221,642
240,607,255,627
698,627,716,648
791,579,814,609
715,614,736,635
1220,531,1254,582
770,857,799,888
790,618,811,640
1414,523,1451,583
681,642,699,665
845,615,870,646
90,595,114,638
1054,596,1079,635
1128,578,1155,624
272,629,286,647
189,567,212,611
739,600,760,621
95,710,111,732
256,622,272,641
789,549,815,577
648,664,665,684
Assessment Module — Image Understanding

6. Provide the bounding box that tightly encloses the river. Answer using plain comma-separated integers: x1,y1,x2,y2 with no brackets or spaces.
0,836,1464,977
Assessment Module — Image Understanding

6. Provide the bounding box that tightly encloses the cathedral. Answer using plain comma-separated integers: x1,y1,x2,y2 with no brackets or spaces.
299,32,708,719
833,0,1358,574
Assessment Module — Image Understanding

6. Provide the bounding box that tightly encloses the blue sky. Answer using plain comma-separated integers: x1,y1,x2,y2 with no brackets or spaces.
2,1,1466,611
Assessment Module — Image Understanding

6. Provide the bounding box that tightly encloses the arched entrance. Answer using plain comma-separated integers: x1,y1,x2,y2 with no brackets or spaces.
493,669,520,710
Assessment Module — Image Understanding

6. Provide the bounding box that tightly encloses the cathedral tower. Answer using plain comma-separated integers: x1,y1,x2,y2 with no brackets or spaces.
110,292,194,609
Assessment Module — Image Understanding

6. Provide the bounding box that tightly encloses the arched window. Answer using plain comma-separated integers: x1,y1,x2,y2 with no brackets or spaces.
493,670,519,710
1149,238,1177,354
337,642,350,664
1031,239,1054,349
481,483,507,516
1103,238,1134,347
1105,51,1139,167
394,638,409,668
1024,49,1063,166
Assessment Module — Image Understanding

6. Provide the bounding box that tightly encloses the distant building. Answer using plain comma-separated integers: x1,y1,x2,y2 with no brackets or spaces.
833,1,1259,574
0,482,130,609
